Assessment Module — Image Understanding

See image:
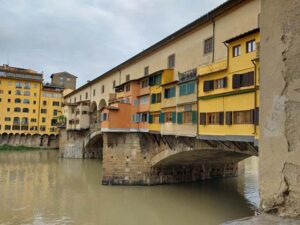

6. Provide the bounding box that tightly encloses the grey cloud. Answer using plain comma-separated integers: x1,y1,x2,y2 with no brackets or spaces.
0,0,225,86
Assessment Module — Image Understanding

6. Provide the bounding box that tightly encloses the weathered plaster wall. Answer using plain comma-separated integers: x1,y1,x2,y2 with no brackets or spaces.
260,0,300,217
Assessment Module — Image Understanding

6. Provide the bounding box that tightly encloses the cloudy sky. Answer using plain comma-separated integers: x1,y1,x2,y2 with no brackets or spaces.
0,0,226,87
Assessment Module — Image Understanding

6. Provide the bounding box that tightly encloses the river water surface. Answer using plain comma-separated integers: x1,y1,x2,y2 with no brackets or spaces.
0,151,259,225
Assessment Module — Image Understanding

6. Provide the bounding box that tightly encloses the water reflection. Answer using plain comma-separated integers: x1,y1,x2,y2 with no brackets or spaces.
0,151,258,225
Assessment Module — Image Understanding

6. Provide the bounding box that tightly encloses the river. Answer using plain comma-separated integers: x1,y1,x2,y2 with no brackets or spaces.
0,150,259,225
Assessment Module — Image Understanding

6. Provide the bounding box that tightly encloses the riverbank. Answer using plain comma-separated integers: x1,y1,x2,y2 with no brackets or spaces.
0,144,46,151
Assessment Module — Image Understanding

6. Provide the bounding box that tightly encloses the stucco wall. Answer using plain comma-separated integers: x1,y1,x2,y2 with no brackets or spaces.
260,0,300,217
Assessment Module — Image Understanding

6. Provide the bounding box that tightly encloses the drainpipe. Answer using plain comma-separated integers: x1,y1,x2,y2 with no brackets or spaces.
196,75,200,138
251,59,258,136
212,21,215,63
223,42,229,68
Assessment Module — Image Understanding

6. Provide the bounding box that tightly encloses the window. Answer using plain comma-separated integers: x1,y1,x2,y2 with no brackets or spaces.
15,98,21,103
101,85,104,93
42,117,46,123
141,79,148,88
40,126,46,131
100,113,108,121
53,109,58,116
150,93,161,104
203,80,214,92
246,40,256,53
24,82,30,89
206,112,224,125
53,101,60,106
5,117,11,121
139,96,148,104
51,119,57,126
23,99,30,104
5,125,11,130
113,80,116,88
233,110,253,124
33,101,36,105
41,109,47,114
184,111,193,123
85,92,88,99
24,91,30,96
179,81,195,96
164,87,176,98
215,77,227,89
33,109,36,113
168,54,175,69
34,93,37,97
31,118,37,122
16,81,22,88
13,117,20,124
233,45,241,57
93,89,96,96
74,97,76,103
126,74,130,82
140,113,148,122
7,108,10,112
204,37,213,54
23,108,29,113
125,84,130,92
144,66,149,76
8,90,11,94
165,112,173,123
15,90,22,95
43,100,47,106
133,99,139,106
7,99,11,103
232,72,254,89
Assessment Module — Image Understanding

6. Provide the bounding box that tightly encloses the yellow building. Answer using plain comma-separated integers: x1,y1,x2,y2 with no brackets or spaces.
148,69,174,133
0,65,64,147
198,28,260,145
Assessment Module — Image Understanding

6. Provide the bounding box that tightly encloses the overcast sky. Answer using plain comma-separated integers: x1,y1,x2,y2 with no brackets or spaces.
0,0,226,87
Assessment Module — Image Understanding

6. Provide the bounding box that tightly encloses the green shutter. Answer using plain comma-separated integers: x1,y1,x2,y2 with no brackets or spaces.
187,82,195,94
149,114,153,124
151,94,155,104
172,111,176,123
177,112,183,124
192,111,197,124
170,87,176,97
179,84,186,96
159,112,165,124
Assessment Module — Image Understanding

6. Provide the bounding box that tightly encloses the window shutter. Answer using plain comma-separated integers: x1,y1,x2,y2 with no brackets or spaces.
149,114,153,124
136,114,140,123
254,107,259,125
250,109,255,124
172,111,176,123
226,111,232,125
151,94,155,104
223,77,227,88
218,112,224,125
192,111,197,124
159,112,165,124
199,113,206,125
146,113,149,123
232,74,241,89
248,72,255,86
177,112,183,124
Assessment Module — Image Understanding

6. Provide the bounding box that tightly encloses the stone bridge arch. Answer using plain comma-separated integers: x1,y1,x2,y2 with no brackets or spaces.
84,131,103,159
98,99,107,111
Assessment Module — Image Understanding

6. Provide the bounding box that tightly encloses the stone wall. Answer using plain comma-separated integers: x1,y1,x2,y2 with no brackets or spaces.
59,129,86,158
0,133,58,149
102,133,253,185
260,0,300,217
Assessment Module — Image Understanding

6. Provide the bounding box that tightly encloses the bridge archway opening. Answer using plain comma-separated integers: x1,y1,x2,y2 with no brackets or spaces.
84,132,103,159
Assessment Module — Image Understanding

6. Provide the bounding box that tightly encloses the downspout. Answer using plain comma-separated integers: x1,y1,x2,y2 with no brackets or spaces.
251,59,258,136
196,75,200,137
212,20,216,63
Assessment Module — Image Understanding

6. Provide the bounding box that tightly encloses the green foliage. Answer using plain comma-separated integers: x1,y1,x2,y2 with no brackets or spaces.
0,145,41,151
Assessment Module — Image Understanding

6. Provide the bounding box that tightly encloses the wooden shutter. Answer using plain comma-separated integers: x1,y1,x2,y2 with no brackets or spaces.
232,74,241,89
223,77,227,88
177,112,183,124
159,112,165,124
148,114,153,124
250,109,255,124
192,111,197,124
254,107,259,125
218,112,224,125
199,113,206,125
226,111,232,125
171,111,176,123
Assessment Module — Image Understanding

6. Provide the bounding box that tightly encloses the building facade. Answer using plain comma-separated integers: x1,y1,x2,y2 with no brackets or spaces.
0,65,65,148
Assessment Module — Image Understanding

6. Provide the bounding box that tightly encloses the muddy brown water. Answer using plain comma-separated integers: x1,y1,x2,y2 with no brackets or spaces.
0,150,259,225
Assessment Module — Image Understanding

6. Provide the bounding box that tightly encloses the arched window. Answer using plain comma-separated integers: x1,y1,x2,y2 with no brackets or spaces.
13,117,20,124
23,108,29,113
15,98,21,103
23,99,30,104
14,107,21,112
21,117,28,125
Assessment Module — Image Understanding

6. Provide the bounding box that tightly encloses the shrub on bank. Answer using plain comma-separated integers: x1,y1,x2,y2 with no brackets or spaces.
0,144,41,151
